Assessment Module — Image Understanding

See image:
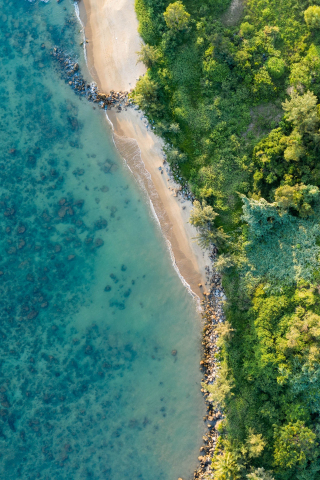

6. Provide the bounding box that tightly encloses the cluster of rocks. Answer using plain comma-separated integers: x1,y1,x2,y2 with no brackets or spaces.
160,160,195,203
193,247,226,480
52,47,134,111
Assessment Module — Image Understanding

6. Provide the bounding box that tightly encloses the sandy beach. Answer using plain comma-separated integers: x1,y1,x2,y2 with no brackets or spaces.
79,0,210,297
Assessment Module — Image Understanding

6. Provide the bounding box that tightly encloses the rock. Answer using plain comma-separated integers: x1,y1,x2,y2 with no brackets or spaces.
18,239,25,250
95,238,104,247
27,310,39,320
68,255,75,261
171,350,177,356
4,207,15,217
58,206,67,218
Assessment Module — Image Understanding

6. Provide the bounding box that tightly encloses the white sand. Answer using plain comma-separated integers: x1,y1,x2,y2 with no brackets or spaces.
80,0,210,297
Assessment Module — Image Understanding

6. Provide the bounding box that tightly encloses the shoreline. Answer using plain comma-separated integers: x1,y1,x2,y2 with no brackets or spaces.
79,0,210,298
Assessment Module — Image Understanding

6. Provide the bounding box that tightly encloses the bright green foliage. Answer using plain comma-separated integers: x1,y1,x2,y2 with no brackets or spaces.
203,362,234,408
250,92,320,197
137,43,161,67
282,91,319,135
247,468,275,480
212,451,243,479
216,321,235,347
246,431,267,458
304,6,320,29
275,184,320,217
289,45,320,90
215,254,235,273
252,67,275,99
190,200,228,248
273,422,317,469
266,57,285,79
133,72,161,115
240,22,255,38
163,1,190,31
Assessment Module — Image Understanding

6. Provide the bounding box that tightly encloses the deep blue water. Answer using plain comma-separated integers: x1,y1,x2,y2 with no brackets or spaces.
0,1,205,478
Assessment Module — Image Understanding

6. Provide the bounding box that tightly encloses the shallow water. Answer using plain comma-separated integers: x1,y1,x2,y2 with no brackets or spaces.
0,1,205,478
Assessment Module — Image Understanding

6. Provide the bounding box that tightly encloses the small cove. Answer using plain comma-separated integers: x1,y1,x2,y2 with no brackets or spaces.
0,0,205,478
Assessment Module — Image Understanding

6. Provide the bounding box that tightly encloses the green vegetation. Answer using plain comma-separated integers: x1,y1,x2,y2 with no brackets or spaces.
133,0,320,477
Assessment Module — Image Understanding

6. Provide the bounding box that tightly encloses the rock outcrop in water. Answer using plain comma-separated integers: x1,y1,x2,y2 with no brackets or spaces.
52,48,134,112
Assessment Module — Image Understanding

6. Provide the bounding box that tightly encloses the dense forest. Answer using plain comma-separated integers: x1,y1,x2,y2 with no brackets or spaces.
132,0,320,478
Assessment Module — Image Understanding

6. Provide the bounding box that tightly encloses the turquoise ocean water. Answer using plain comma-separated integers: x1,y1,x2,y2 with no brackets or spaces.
0,0,205,479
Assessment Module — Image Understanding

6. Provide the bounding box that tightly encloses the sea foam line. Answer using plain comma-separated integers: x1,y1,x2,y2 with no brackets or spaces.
71,2,201,307
105,112,201,309
73,2,87,66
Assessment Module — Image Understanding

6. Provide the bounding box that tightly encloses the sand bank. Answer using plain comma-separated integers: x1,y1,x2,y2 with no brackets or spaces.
80,0,210,297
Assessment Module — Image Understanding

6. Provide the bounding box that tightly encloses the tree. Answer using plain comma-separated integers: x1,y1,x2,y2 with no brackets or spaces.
247,468,275,480
304,6,320,29
203,363,234,408
275,184,320,217
240,22,255,38
133,73,160,115
283,131,305,162
212,451,242,480
163,1,190,31
273,421,317,469
266,57,285,79
282,91,319,136
215,254,234,273
216,321,235,347
252,67,275,99
169,122,180,134
189,200,228,248
246,431,266,458
164,147,186,164
137,44,160,68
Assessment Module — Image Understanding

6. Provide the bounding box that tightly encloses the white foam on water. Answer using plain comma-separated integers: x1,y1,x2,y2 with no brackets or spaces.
74,2,87,65
105,111,202,310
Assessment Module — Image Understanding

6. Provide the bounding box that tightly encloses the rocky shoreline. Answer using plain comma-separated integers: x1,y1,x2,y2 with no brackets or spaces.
52,48,134,111
192,247,226,480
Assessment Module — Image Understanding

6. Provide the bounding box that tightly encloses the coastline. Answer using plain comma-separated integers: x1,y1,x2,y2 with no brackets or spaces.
79,0,210,298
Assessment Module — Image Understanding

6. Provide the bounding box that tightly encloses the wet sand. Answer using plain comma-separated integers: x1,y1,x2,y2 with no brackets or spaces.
80,0,210,297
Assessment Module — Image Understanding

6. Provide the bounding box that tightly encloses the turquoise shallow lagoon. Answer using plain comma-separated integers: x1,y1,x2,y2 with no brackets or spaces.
0,0,205,479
